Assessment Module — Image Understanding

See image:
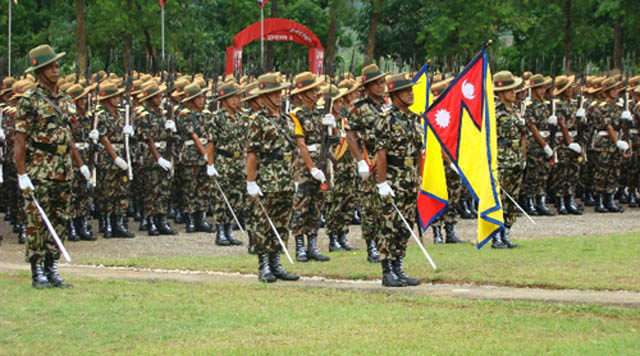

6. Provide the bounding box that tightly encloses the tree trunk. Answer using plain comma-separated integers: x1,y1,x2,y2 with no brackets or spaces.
124,0,133,73
266,0,278,72
325,0,339,74
562,0,572,73
75,0,87,75
613,16,623,70
365,0,383,66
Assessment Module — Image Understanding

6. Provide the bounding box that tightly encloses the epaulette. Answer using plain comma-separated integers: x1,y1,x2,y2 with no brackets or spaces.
599,101,607,108
353,97,369,108
589,101,599,108
178,108,191,116
290,106,303,114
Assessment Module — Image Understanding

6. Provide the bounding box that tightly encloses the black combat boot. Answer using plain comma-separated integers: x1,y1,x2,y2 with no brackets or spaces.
258,253,277,283
99,214,106,233
133,206,143,222
307,234,330,261
103,215,113,238
444,223,464,243
156,215,177,235
67,219,79,242
76,216,95,241
12,218,20,234
457,200,473,219
185,213,196,233
295,235,308,262
247,231,256,255
525,196,538,216
555,196,568,215
338,231,358,251
174,210,184,224
565,195,582,215
352,209,361,225
501,226,518,248
147,216,159,236
127,200,135,218
381,259,406,287
467,198,478,217
432,226,443,244
535,195,555,216
139,214,149,231
30,256,51,289
629,190,639,208
584,190,596,206
18,224,26,244
618,187,629,204
44,254,73,288
224,224,243,245
595,194,608,213
491,230,507,249
604,193,624,213
392,256,420,286
366,239,380,263
194,211,213,233
4,209,11,222
269,252,299,281
112,215,135,238
167,204,176,219
215,224,230,246
328,233,342,252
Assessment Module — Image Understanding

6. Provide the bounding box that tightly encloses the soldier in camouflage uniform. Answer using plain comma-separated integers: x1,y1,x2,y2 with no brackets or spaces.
15,44,92,288
210,81,244,246
246,73,299,283
176,83,215,233
92,81,136,238
166,77,190,225
137,81,178,236
629,83,640,206
492,71,524,249
345,64,389,263
579,76,601,207
288,72,332,263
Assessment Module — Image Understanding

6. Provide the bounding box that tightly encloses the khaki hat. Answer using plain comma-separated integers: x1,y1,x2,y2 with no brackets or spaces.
59,82,73,93
361,64,387,85
626,76,640,92
516,80,529,93
634,86,640,95
216,81,243,101
257,73,289,96
240,82,260,103
588,77,605,94
139,82,167,102
552,75,576,96
337,78,360,97
493,71,523,92
65,73,77,83
181,83,207,103
66,84,91,101
430,80,450,98
8,79,32,100
522,71,533,81
25,45,66,73
602,77,623,92
171,77,191,98
386,72,416,93
528,74,551,89
98,81,126,100
130,80,144,96
0,77,16,96
290,72,324,95
319,84,340,98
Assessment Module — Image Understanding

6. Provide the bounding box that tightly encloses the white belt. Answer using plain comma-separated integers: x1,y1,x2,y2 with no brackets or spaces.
630,129,639,135
597,131,609,137
538,131,550,138
155,141,167,149
555,131,578,137
184,138,208,146
75,142,90,150
307,144,319,152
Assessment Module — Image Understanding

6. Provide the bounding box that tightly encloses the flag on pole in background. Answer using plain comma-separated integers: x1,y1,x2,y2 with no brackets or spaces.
422,48,504,248
158,0,166,9
258,0,270,8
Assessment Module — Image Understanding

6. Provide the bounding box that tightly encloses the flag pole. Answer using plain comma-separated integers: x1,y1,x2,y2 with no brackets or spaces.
260,6,264,71
8,0,12,76
161,5,165,62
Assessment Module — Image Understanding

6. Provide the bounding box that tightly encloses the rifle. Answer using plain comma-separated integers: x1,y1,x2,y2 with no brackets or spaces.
622,71,633,158
0,108,4,183
165,63,178,178
318,64,339,191
124,66,134,181
549,60,558,165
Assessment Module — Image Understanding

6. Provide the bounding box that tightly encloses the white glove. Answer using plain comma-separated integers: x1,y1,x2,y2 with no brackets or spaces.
89,129,100,141
621,110,633,121
0,129,5,141
568,143,582,154
114,156,129,170
157,157,172,171
576,108,586,118
616,140,629,152
543,144,553,158
376,181,395,198
18,173,35,191
246,181,263,197
207,164,220,177
357,160,370,180
449,163,459,174
123,125,134,136
547,115,558,126
165,120,177,132
79,165,91,181
310,167,326,183
321,113,337,127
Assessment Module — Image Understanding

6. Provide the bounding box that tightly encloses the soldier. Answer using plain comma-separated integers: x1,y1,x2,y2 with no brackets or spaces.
288,72,332,263
91,81,136,238
345,64,389,263
580,76,601,207
210,81,245,246
246,73,299,283
15,44,92,288
167,77,190,225
137,81,178,236
373,73,422,287
176,83,215,233
492,71,524,249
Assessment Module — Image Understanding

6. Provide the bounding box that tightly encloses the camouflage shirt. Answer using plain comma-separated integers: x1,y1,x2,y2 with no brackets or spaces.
523,99,550,153
176,107,210,166
96,104,129,166
495,100,525,169
211,109,246,176
247,109,296,193
1,103,17,163
345,96,388,160
15,84,74,181
138,103,173,166
70,110,93,163
375,106,422,186
290,104,324,179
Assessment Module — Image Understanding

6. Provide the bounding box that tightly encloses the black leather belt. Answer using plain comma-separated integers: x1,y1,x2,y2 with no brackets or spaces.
387,155,415,168
262,151,291,164
217,148,242,159
33,142,68,155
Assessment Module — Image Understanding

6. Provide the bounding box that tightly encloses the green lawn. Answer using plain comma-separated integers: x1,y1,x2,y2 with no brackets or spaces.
83,233,640,291
1,273,639,355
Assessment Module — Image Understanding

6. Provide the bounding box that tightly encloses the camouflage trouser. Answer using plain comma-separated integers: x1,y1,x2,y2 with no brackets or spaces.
521,149,550,197
182,165,209,214
580,149,597,193
378,185,414,260
360,177,382,242
550,148,582,196
132,163,146,214
171,163,184,211
326,168,358,235
435,165,462,227
142,166,171,216
248,191,293,254
71,171,92,218
213,173,244,225
24,180,72,261
593,149,620,195
4,162,25,223
96,167,129,216
499,164,524,227
627,135,640,190
291,176,324,236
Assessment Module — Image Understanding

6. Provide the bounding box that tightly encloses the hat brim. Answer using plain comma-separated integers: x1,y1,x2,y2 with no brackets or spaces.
494,77,524,92
241,88,261,103
386,81,416,94
139,85,167,102
181,88,207,103
0,87,14,96
24,52,66,73
603,81,623,93
552,75,576,96
258,83,290,96
362,72,388,85
71,87,92,101
216,89,243,101
98,87,126,101
290,77,325,95
529,77,552,89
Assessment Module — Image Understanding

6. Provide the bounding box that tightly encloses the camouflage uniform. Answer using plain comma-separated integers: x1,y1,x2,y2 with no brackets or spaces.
578,98,597,197
591,100,622,195
326,129,358,237
1,104,25,229
496,100,525,227
176,107,210,215
165,99,184,217
375,107,422,259
550,99,582,197
522,100,552,198
246,109,295,254
434,164,462,226
16,84,74,261
70,110,93,219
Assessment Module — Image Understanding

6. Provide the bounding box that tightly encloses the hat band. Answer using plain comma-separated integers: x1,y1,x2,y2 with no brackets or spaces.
220,87,238,96
101,88,119,96
530,79,545,85
259,81,281,90
496,79,515,87
32,53,57,67
389,79,412,90
296,79,316,89
363,71,383,82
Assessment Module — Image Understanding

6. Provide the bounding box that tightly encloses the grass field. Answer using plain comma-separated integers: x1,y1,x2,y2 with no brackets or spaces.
1,273,639,355
83,233,640,291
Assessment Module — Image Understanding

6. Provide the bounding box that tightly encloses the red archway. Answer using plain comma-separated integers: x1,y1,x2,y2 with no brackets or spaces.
225,18,325,76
